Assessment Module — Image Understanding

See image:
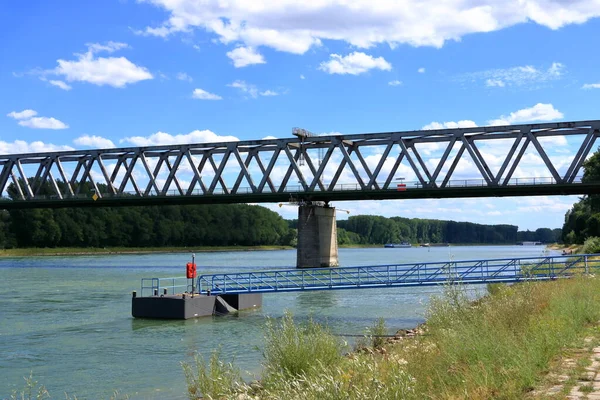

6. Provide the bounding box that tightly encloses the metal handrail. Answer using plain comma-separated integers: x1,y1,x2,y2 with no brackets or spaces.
1,175,586,200
140,276,193,297
189,254,598,295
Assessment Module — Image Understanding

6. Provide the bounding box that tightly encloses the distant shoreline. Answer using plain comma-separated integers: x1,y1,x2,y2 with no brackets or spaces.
0,242,568,257
0,245,295,258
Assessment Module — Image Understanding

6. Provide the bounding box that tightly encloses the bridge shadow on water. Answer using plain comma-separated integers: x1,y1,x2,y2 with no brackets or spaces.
295,290,339,310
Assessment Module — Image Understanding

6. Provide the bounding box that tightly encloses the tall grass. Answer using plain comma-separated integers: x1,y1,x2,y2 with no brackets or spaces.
582,236,600,254
10,373,49,400
181,349,243,400
261,311,345,383
185,277,600,399
9,373,129,400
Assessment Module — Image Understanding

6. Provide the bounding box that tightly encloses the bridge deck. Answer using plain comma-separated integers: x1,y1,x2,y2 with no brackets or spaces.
139,254,599,297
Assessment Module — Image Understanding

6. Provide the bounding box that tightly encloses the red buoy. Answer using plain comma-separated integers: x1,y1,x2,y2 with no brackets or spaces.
186,262,197,279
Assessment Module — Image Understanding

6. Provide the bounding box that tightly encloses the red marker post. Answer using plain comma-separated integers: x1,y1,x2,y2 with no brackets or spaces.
186,253,197,296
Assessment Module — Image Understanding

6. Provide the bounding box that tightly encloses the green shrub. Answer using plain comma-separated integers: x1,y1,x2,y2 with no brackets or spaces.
10,373,49,400
486,282,507,296
582,236,600,254
181,349,243,400
262,311,345,382
368,317,387,349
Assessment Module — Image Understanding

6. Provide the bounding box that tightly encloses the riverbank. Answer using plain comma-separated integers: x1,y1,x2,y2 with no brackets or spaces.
184,276,600,399
0,245,294,257
0,242,557,257
547,243,582,253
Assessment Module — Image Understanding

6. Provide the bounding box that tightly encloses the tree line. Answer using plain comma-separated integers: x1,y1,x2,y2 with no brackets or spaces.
0,205,558,249
562,147,600,244
0,204,294,249
334,215,559,245
0,178,560,248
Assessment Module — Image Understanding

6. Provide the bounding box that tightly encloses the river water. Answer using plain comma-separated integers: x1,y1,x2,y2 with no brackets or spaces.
0,245,557,399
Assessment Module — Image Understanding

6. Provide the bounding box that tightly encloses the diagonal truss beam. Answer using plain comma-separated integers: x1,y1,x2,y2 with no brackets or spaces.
0,119,597,205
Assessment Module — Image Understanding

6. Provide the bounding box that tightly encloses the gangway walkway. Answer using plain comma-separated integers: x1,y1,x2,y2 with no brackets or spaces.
134,254,600,319
188,254,598,296
138,254,599,297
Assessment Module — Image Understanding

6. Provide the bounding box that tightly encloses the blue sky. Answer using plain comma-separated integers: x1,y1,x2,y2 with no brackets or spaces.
1,0,600,231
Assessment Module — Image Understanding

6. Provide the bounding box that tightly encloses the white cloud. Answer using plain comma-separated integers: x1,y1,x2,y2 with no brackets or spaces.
136,1,600,53
7,109,37,120
49,42,153,88
73,135,116,148
319,52,392,75
120,129,239,146
18,117,69,130
0,140,74,154
487,103,563,126
583,83,600,89
418,67,426,73
86,41,129,54
192,88,223,100
176,72,193,82
461,62,566,88
226,46,266,67
259,90,278,96
300,74,305,80
548,62,564,76
48,80,72,90
228,80,258,98
262,135,278,140
485,79,505,87
7,109,68,129
421,103,563,131
422,120,478,130
388,80,402,86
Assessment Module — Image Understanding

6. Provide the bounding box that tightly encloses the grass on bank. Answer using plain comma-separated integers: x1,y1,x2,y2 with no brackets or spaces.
0,245,293,257
9,373,130,400
184,276,600,400
2,242,563,257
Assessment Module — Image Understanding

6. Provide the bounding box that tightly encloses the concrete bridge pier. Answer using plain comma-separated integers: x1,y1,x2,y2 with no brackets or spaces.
296,203,339,268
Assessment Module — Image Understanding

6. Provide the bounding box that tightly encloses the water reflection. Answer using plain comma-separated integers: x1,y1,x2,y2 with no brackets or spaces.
295,290,338,310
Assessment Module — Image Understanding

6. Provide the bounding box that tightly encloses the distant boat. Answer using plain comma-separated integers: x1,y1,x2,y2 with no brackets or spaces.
518,241,542,246
420,243,450,247
384,242,412,248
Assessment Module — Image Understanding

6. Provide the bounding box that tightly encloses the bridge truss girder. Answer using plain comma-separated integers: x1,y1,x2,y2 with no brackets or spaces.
0,120,599,208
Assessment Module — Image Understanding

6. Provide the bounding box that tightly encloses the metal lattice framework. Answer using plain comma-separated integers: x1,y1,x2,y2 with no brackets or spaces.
137,254,599,296
1,120,599,208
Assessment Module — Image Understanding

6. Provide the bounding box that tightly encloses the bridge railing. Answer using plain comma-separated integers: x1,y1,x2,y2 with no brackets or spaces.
194,254,599,295
2,175,584,202
140,276,193,297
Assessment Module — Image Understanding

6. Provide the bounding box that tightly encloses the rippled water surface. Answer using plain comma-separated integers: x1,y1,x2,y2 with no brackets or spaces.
0,246,556,399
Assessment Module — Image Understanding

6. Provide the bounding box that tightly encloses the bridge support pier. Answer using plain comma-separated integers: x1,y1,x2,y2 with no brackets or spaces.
297,204,339,268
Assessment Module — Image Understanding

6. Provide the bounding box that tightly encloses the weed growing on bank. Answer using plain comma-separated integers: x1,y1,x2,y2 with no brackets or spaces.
185,277,600,399
261,311,345,383
582,236,600,254
182,349,243,400
10,373,49,400
9,373,129,400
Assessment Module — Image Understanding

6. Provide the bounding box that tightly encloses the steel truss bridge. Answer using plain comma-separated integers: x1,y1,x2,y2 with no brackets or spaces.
1,120,600,209
139,254,599,296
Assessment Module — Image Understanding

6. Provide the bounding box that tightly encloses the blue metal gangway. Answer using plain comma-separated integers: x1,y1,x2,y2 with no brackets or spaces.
192,254,599,295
